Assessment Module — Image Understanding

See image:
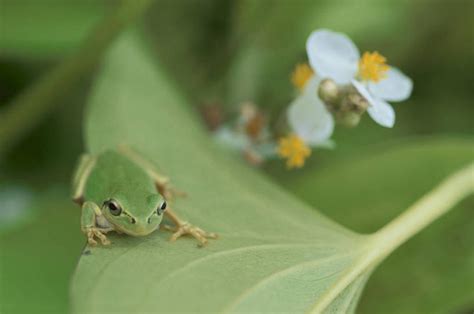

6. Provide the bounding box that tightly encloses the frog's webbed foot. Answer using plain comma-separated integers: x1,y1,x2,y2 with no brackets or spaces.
84,227,111,246
163,222,217,247
163,208,217,247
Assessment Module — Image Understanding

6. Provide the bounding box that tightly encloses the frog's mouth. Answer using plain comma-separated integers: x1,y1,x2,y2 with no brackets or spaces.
111,220,158,237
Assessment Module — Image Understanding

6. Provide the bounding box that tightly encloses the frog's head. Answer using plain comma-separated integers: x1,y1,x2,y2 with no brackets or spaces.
101,194,167,236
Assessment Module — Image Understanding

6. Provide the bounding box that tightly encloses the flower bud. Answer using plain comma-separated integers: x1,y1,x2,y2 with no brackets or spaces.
336,111,361,128
318,79,339,104
333,89,369,127
347,92,369,113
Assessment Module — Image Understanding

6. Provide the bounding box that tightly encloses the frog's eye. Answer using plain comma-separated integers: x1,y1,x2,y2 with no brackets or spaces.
157,201,167,215
104,200,122,216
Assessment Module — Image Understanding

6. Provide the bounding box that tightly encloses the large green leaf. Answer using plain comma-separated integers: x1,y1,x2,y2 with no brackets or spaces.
70,32,472,313
277,138,474,314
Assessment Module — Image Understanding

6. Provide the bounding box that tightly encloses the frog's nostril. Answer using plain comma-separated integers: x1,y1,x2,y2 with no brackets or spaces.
131,218,136,224
147,217,151,224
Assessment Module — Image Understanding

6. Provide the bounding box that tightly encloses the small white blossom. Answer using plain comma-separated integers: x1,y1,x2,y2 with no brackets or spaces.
307,29,413,128
214,126,250,151
287,75,335,147
214,103,278,165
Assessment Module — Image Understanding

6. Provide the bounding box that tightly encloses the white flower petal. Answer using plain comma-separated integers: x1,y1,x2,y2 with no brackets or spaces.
353,80,396,128
306,29,360,84
302,74,322,95
369,67,413,102
367,98,395,128
352,79,374,105
288,87,334,146
214,126,249,150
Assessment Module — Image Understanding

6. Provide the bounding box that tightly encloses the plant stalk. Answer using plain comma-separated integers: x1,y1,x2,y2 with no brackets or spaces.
311,162,474,313
371,162,473,263
0,0,154,156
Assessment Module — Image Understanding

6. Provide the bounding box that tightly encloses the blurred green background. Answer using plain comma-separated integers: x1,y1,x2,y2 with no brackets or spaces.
0,0,473,313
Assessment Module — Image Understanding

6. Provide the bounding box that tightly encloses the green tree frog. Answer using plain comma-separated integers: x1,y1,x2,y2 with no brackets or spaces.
72,145,217,247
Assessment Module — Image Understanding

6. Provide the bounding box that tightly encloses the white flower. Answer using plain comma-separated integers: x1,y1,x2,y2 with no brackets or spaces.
287,75,335,147
307,29,413,128
214,103,278,164
214,126,250,151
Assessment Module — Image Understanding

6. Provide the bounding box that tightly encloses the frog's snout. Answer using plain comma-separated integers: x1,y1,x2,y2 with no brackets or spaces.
122,216,158,236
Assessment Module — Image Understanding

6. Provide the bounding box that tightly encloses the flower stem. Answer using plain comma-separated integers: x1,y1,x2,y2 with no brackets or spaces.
370,162,473,262
311,162,474,313
0,0,154,156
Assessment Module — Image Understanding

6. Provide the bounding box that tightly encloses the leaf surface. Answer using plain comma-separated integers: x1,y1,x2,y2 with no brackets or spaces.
71,32,473,313
72,32,369,313
282,137,474,313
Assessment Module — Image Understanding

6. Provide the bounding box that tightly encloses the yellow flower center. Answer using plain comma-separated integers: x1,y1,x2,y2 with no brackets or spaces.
277,134,311,169
291,63,314,90
358,51,389,82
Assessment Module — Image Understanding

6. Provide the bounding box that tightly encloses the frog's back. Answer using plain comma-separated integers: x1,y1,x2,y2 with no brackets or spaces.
83,150,156,205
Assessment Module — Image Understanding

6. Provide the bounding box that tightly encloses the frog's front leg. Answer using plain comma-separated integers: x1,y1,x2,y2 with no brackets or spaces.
81,201,111,246
163,208,218,247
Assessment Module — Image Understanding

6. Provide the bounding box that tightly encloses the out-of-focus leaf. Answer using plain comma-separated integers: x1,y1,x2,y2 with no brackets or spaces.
279,137,474,314
143,0,234,100
70,31,472,313
0,0,154,155
0,192,83,314
0,0,105,58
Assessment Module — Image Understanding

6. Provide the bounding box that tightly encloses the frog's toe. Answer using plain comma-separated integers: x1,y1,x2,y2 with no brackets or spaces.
194,226,218,239
87,236,98,246
86,228,110,246
169,227,185,242
98,234,111,246
166,222,217,247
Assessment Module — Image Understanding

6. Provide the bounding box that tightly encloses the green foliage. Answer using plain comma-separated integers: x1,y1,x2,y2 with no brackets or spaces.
1,1,473,313
0,195,83,313
72,32,368,313
70,31,473,313
0,0,154,155
0,1,105,58
72,30,364,312
279,138,474,313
